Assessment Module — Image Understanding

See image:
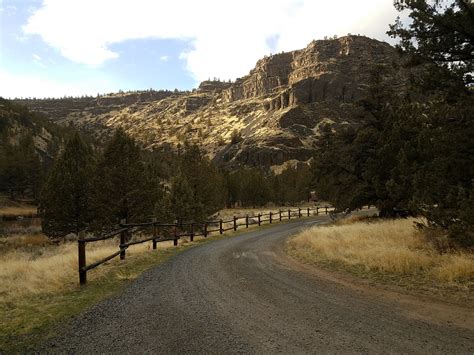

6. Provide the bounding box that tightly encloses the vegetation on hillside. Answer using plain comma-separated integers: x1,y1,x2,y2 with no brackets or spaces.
0,98,71,200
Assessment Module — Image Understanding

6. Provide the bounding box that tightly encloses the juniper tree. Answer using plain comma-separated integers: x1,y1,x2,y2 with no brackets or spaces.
388,0,474,245
92,129,158,229
170,173,202,223
39,133,94,238
176,143,226,220
388,0,473,80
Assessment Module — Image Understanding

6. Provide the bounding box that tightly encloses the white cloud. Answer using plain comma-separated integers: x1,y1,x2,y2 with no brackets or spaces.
160,55,169,62
0,70,116,98
23,0,401,82
32,53,47,68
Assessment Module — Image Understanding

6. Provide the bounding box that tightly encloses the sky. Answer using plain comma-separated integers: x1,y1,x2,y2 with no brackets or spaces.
0,0,404,98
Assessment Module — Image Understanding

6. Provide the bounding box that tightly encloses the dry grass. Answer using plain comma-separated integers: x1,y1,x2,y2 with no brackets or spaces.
0,223,257,350
0,236,173,303
0,233,51,251
0,235,185,352
0,207,300,306
0,205,38,217
287,218,474,285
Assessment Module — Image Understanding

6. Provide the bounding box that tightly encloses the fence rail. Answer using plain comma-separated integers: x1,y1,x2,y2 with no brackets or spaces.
77,205,373,284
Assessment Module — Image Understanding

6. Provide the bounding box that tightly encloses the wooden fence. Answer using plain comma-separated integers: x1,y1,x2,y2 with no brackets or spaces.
77,205,359,285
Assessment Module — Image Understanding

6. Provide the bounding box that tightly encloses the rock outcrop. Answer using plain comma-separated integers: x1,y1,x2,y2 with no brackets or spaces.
17,35,412,171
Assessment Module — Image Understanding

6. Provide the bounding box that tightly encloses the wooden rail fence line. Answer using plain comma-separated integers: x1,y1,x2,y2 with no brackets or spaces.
77,205,372,284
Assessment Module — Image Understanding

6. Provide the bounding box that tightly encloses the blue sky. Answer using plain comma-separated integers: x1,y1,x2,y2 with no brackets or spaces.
0,0,401,98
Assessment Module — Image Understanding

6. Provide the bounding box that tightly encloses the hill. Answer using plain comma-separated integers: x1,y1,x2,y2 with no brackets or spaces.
16,35,412,171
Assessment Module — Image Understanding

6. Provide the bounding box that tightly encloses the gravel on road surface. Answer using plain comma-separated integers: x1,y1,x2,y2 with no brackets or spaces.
41,216,474,354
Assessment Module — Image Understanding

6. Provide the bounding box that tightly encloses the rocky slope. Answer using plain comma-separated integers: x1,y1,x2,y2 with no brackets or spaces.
0,98,72,163
17,35,411,171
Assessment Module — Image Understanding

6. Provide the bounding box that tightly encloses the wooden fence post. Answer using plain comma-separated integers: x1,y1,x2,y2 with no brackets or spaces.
233,216,237,231
288,209,291,220
316,207,319,215
152,218,157,250
219,219,223,235
173,223,178,246
258,214,261,226
190,223,195,242
325,206,328,214
120,218,127,260
204,223,208,238
298,208,302,218
78,231,87,285
269,212,272,224
307,208,310,216
279,210,282,221
246,215,249,228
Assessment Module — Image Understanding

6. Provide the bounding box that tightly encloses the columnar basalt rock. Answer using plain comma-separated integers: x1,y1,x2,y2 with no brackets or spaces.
17,36,413,170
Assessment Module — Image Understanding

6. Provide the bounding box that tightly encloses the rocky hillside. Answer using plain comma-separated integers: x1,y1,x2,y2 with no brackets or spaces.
16,35,412,171
0,98,73,163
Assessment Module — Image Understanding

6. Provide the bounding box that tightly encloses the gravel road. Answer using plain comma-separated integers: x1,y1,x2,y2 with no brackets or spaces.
42,216,474,353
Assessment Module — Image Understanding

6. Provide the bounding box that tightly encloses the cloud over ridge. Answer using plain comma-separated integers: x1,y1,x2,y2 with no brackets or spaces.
24,0,399,82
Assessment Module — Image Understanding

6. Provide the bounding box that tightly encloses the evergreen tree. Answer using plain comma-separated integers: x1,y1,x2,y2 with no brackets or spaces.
224,170,242,208
388,0,473,79
92,129,158,229
170,173,202,223
0,134,42,199
240,168,272,207
39,133,94,238
174,143,226,221
311,121,379,212
274,165,312,205
224,167,275,207
388,0,474,245
18,134,43,199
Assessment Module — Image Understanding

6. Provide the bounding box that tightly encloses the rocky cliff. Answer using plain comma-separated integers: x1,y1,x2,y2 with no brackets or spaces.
16,35,411,171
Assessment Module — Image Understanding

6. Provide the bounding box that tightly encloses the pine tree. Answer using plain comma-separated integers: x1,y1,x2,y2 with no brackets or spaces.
39,133,94,238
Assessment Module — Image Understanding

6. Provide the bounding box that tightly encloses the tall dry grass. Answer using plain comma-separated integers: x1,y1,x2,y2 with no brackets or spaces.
0,236,173,303
288,218,474,284
1,205,291,305
0,205,38,217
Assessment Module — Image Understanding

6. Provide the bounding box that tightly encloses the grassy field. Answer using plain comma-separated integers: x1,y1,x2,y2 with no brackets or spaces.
287,218,474,298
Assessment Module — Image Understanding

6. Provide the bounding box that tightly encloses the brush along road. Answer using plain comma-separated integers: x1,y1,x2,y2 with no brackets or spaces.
43,215,473,353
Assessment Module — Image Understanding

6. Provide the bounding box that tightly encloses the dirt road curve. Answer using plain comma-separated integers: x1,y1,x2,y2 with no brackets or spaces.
43,216,473,353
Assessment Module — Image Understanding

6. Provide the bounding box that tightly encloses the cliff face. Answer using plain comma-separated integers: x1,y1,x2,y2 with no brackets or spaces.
17,36,411,171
